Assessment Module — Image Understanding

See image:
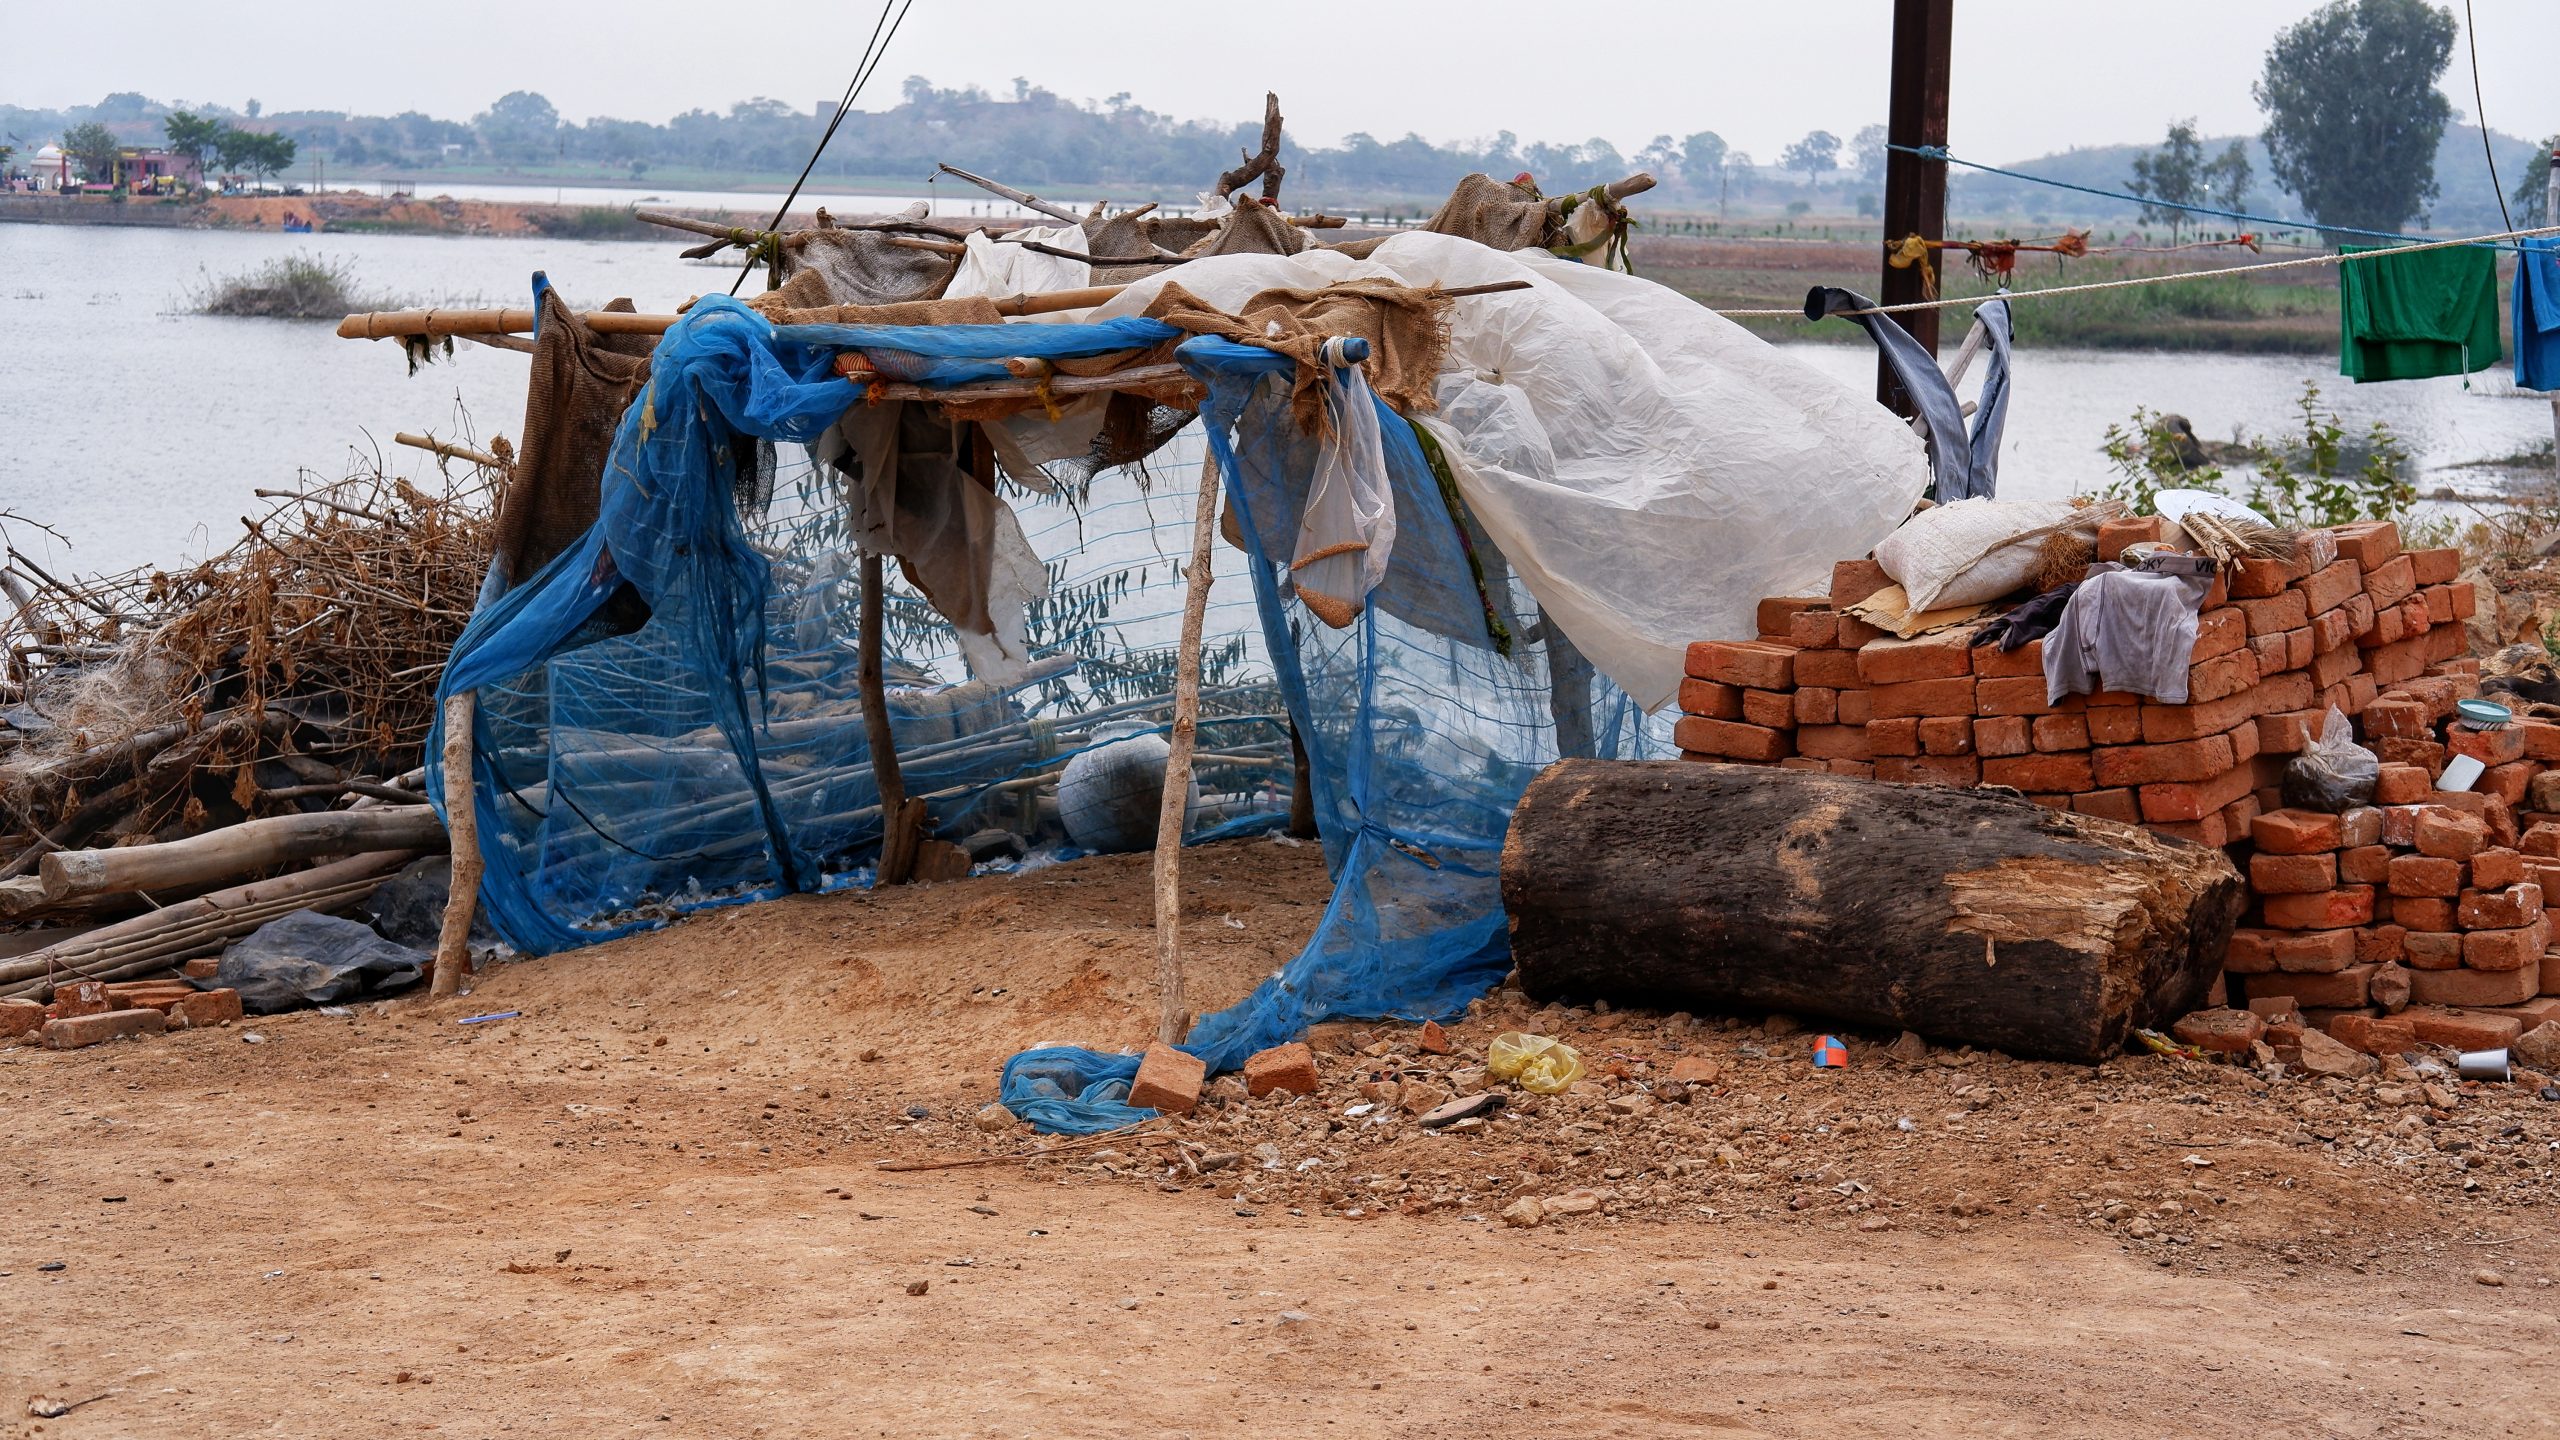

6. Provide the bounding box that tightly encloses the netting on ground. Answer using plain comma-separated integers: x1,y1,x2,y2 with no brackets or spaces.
428,296,1656,1090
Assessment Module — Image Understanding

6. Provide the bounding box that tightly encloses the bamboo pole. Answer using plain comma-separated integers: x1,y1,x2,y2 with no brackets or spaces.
431,691,479,996
1151,454,1223,1046
335,280,1531,343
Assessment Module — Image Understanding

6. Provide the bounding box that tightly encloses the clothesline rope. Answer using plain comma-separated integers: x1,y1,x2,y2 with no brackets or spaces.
1712,220,2560,319
1881,142,2476,248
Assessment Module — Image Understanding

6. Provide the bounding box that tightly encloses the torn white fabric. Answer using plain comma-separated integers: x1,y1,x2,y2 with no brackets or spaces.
1081,232,1928,710
1292,364,1397,627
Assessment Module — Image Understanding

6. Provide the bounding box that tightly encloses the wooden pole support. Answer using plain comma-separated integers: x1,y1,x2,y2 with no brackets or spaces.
395,432,510,470
432,690,479,996
857,552,917,886
1151,454,1223,1046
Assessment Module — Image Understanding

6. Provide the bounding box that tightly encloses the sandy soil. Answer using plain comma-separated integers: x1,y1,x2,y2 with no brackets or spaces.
6,837,2559,1438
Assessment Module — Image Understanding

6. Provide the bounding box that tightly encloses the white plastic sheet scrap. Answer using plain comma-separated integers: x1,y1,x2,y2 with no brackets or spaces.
1083,233,1929,710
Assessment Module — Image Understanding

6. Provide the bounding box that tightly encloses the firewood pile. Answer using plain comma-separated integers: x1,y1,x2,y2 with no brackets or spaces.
0,453,497,998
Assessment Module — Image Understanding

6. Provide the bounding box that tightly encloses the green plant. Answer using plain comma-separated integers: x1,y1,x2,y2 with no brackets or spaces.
2237,381,2414,528
2094,406,2221,514
185,252,384,319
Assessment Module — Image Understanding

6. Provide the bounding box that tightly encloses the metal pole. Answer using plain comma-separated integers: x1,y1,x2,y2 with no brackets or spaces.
1877,0,1955,415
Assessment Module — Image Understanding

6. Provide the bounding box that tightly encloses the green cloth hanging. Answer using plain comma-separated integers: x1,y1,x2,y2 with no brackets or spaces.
2338,243,2502,383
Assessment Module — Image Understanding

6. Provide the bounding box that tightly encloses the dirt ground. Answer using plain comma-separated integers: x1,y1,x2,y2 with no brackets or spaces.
7,836,2560,1438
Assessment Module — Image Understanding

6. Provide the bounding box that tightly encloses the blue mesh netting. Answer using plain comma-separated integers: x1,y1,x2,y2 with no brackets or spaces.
429,295,1658,1132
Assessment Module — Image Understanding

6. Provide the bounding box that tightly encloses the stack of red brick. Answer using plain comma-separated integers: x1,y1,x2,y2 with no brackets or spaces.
2227,794,2560,1055
1676,518,2475,850
0,978,244,1050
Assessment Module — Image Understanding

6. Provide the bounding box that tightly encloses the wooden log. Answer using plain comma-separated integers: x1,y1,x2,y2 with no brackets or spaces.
38,805,448,904
1150,455,1222,1045
431,691,480,997
1499,761,2244,1064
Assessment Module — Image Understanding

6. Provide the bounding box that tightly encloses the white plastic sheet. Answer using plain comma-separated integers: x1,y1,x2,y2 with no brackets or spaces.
1084,233,1928,710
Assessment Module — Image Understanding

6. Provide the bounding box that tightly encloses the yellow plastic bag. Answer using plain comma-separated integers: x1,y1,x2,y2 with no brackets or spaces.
1486,1032,1585,1094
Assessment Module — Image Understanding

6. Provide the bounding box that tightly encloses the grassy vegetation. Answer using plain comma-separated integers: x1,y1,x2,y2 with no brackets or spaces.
522,205,658,240
184,252,389,320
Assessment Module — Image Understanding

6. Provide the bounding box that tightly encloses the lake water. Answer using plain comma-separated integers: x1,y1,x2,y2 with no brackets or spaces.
4,220,2555,579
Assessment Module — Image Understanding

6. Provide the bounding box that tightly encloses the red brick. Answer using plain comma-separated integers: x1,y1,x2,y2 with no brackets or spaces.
1969,639,2045,679
2403,930,2465,968
2426,621,2467,663
1129,1043,1207,1114
1972,674,2053,716
2385,854,2464,898
2392,896,2459,932
1792,649,1862,689
2409,965,2538,1007
2362,553,2416,608
2284,627,2316,670
2463,917,2550,972
2097,515,2165,560
2266,927,2358,972
2414,808,2490,860
1242,1041,1320,1098
2519,720,2560,763
1872,676,1977,720
1974,715,2032,757
2298,558,2366,616
2355,923,2408,964
2359,604,2408,648
1831,559,1890,606
2366,637,2430,687
2249,631,2290,675
2228,715,2264,765
2407,547,2460,585
0,1000,43,1041
2339,806,2383,847
1794,725,1872,761
1873,754,1980,787
2259,886,2376,930
2360,697,2430,742
2141,689,2268,745
2524,823,2560,858
1982,752,2094,791
2448,724,2526,766
2232,556,2299,598
1792,687,1839,726
2328,1013,2419,1055
2223,928,2280,973
2243,964,2375,1009
41,1008,165,1050
1758,596,1828,637
2377,737,2448,777
2423,584,2456,624
2250,852,2338,894
2256,711,2314,756
1673,717,1794,762
2373,762,2432,805
2460,884,2545,930
2331,521,2401,571
2190,608,2249,662
167,989,243,1030
1677,678,1745,720
2029,713,2090,751
2400,1006,2523,1050
2093,735,2234,787
1786,609,1842,650
1917,715,1974,756
1689,640,1796,690
1826,759,1877,778
2221,792,2265,837
2169,1007,2264,1054
1857,634,1974,685
1742,688,1797,729
2308,642,2361,690
2471,847,2528,890
2447,581,2478,620
2186,650,2259,706
53,980,112,1019
2150,815,2230,847
2235,589,2311,636
2073,788,2141,824
2484,996,2560,1026
2085,705,2143,745
2338,844,2392,885
2139,761,2262,824
2485,760,2538,807
1867,718,1920,756
2343,591,2378,640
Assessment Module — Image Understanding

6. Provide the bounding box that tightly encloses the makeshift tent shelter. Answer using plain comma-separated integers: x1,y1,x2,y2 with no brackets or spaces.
374,157,1928,1130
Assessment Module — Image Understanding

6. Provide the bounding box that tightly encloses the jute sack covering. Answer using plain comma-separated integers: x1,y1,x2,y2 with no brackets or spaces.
1333,173,1558,259
1141,278,1452,433
489,290,652,594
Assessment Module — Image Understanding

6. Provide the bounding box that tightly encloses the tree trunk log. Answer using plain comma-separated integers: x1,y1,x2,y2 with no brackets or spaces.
431,690,480,997
1500,761,2244,1063
37,805,448,904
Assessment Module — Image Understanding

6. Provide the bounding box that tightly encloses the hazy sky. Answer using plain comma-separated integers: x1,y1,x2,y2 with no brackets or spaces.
13,1,2560,161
